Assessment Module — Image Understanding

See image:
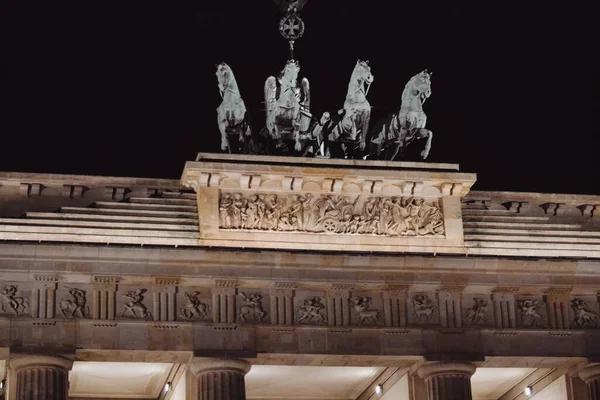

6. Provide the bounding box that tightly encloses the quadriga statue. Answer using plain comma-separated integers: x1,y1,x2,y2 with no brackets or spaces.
326,60,374,159
263,59,311,155
370,70,433,160
215,62,252,154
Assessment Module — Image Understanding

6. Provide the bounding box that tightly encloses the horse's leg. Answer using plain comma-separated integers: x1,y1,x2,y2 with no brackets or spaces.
418,129,433,160
359,110,370,154
293,104,302,152
218,119,230,152
384,141,402,161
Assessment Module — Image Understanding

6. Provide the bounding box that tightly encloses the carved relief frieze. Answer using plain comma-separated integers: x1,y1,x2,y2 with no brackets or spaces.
464,297,489,326
218,191,445,237
59,287,89,318
351,296,381,325
180,291,210,321
411,294,436,324
0,285,30,316
571,298,599,328
296,297,326,324
119,288,152,320
517,299,544,328
238,292,267,322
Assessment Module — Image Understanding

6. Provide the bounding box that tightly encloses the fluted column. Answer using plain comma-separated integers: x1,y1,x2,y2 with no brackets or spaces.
580,364,600,400
8,355,73,400
190,358,252,400
418,362,476,400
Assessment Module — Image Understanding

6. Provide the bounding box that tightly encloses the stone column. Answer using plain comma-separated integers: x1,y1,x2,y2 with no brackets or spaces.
417,362,476,400
190,358,251,400
580,364,600,400
8,355,73,400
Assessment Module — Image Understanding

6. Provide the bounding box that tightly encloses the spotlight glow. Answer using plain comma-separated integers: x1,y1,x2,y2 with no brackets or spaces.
524,386,533,396
375,384,383,395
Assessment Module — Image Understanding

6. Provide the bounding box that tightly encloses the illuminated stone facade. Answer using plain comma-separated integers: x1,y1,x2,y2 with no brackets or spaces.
0,154,599,399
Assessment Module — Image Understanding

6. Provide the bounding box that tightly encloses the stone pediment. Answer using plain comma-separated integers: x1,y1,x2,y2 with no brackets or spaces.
181,153,477,254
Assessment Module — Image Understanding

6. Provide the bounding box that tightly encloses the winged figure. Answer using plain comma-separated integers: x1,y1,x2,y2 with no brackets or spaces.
264,59,311,154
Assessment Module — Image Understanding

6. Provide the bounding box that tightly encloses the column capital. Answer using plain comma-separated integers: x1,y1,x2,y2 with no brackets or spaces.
579,363,600,383
8,354,73,371
190,357,252,376
417,362,476,380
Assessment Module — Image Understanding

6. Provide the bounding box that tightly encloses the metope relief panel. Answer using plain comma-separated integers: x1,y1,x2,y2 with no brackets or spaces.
117,285,153,321
350,292,383,326
570,296,599,329
0,283,31,317
516,296,546,329
178,289,212,322
237,290,270,324
294,291,327,325
218,192,445,237
462,295,492,327
408,293,438,325
57,284,91,319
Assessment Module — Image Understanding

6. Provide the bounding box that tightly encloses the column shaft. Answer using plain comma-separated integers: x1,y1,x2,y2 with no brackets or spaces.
589,380,600,400
190,358,252,400
418,362,476,400
197,370,246,400
16,367,68,400
426,374,472,400
9,355,73,400
580,364,600,400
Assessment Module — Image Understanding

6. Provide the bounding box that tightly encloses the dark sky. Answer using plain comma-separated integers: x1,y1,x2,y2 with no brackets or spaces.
2,2,598,194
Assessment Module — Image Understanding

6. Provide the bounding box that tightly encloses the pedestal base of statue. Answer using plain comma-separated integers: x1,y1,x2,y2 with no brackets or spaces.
182,153,476,255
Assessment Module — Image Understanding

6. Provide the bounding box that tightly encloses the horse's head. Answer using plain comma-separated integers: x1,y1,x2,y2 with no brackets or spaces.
215,62,234,97
279,59,300,87
353,60,374,85
412,70,432,99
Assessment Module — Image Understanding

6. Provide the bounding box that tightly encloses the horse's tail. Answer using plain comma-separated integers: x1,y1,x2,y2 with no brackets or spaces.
243,111,252,137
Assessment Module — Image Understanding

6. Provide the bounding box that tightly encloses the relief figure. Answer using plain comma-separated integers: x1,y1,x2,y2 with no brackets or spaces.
120,289,152,320
239,292,266,322
412,295,435,324
59,287,89,318
0,285,29,316
296,297,326,324
352,296,380,325
219,192,445,238
180,291,210,321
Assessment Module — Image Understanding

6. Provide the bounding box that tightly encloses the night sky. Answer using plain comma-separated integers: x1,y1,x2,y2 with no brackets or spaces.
2,2,598,194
